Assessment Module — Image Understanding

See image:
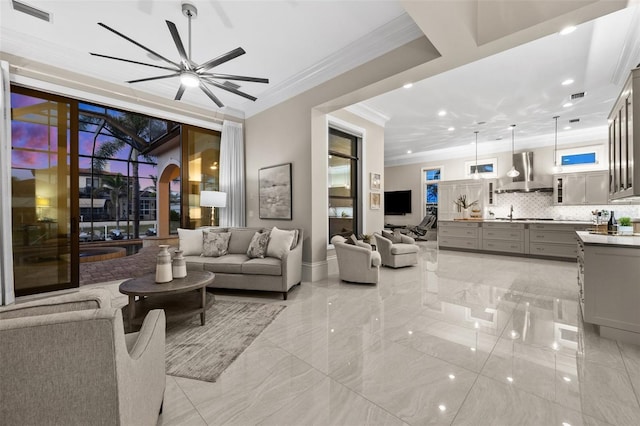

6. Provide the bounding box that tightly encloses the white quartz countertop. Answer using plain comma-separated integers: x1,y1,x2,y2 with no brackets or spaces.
577,231,640,248
441,219,592,225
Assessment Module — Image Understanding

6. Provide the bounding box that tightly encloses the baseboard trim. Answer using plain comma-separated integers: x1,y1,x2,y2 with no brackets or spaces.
302,260,329,282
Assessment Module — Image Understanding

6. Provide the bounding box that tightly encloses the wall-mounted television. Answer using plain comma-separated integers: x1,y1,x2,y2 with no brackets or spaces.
384,190,412,215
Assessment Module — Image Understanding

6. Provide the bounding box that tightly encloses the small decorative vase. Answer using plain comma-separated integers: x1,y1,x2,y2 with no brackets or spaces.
618,225,634,236
172,249,187,279
155,245,173,283
463,208,470,219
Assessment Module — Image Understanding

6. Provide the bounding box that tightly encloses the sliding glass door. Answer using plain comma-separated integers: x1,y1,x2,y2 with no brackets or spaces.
11,88,78,296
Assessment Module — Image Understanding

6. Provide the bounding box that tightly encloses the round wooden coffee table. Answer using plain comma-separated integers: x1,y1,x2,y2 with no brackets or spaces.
119,271,215,332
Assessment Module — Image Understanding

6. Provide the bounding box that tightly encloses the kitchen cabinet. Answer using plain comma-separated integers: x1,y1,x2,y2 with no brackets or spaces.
609,67,639,200
438,221,480,249
578,232,640,344
482,222,526,253
438,180,483,221
484,179,497,207
553,171,608,205
529,223,589,259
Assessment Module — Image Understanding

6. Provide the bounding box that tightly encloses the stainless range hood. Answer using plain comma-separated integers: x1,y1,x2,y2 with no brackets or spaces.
495,152,553,193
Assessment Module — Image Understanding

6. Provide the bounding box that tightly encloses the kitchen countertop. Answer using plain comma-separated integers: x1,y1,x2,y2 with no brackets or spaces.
577,231,640,248
442,219,592,225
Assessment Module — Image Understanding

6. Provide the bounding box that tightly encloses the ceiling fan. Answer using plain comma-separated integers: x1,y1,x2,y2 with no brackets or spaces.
90,2,268,108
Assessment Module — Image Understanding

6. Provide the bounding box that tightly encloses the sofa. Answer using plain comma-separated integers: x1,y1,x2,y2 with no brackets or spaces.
331,235,381,284
0,289,166,425
374,231,420,268
178,226,303,300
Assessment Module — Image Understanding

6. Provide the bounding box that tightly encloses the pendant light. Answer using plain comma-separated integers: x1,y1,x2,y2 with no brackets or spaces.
552,116,562,173
472,131,481,179
506,124,520,178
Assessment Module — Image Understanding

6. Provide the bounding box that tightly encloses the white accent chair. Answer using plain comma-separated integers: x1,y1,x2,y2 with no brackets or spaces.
374,231,420,268
331,235,381,284
0,289,166,426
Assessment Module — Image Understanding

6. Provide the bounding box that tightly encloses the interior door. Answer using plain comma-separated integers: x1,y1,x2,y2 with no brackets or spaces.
10,88,78,296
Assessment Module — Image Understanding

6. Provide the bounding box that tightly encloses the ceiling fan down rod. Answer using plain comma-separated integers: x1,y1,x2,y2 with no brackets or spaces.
182,2,198,61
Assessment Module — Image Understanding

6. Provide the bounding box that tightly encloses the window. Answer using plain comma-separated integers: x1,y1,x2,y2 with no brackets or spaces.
328,127,360,240
423,167,441,216
556,145,603,172
464,158,497,178
561,152,596,165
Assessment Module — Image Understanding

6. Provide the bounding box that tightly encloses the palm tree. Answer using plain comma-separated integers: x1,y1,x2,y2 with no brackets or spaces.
91,113,159,238
102,174,127,230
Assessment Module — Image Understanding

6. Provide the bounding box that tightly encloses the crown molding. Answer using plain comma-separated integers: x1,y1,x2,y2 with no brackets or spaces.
243,12,424,118
343,104,390,128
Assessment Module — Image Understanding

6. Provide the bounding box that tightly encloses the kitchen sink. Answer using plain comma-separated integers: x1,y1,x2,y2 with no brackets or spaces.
494,217,554,221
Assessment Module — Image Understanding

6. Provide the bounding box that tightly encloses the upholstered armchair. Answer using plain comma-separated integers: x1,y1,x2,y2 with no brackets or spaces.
0,289,166,426
331,235,381,284
374,231,420,268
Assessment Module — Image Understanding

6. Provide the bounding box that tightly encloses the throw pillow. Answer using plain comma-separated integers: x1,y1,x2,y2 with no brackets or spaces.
381,229,401,243
350,234,359,245
289,229,299,249
178,228,204,256
266,227,296,259
202,231,231,257
247,231,271,259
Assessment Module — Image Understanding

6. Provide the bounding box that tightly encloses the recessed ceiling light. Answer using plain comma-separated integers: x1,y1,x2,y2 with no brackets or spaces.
563,376,572,382
507,376,514,383
448,127,455,131
560,25,576,35
403,83,413,89
407,150,412,154
448,374,456,380
563,102,573,108
438,405,446,412
438,110,447,117
562,79,574,86
564,126,571,130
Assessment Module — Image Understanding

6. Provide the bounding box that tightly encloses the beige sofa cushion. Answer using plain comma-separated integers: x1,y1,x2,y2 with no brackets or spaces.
194,254,249,274
242,257,282,276
228,228,262,254
390,243,419,255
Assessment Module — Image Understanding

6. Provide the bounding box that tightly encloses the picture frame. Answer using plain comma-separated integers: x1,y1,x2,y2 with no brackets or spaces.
370,192,380,210
370,172,381,191
259,163,292,220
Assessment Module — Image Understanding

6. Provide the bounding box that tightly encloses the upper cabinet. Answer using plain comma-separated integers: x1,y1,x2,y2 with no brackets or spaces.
438,180,484,220
609,67,638,200
553,171,608,205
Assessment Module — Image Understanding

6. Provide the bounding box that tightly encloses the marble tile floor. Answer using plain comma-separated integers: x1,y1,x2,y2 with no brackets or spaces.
80,241,640,426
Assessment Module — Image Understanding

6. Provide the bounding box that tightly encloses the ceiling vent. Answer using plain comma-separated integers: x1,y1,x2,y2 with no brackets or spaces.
571,92,586,100
12,0,50,22
569,118,580,123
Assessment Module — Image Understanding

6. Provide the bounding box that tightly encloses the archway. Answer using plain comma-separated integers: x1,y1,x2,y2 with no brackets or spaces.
158,162,180,237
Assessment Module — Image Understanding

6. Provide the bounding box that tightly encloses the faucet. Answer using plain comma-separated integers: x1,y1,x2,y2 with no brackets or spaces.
508,205,514,221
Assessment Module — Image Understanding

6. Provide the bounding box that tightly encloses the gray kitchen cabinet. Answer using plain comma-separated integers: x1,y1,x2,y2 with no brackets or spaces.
553,171,608,205
529,223,589,259
482,222,526,253
438,221,480,249
578,232,640,344
609,67,639,200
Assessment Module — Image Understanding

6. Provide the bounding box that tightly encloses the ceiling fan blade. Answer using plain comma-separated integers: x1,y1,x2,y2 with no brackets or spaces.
127,72,180,84
165,20,190,67
200,84,224,107
195,47,246,72
203,78,257,102
200,73,269,84
97,22,181,68
90,53,179,72
175,84,186,101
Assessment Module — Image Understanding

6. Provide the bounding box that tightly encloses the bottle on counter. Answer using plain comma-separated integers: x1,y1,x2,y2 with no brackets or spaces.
608,210,617,233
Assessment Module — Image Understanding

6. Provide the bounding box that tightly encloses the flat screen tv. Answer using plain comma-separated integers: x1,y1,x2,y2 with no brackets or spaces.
384,190,412,215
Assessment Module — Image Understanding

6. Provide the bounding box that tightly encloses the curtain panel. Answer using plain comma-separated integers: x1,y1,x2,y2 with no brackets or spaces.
219,120,245,227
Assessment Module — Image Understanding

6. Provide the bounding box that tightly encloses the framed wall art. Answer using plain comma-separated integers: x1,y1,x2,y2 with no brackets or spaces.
259,163,292,220
370,192,381,210
370,172,381,191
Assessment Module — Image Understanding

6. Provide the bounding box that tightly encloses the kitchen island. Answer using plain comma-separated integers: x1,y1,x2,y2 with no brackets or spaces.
577,231,640,345
438,219,591,260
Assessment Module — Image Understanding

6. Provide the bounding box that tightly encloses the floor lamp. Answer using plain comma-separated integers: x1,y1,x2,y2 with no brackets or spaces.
200,190,227,227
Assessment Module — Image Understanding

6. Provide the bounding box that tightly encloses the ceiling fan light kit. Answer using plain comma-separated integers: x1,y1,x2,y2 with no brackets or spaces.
90,1,269,108
506,124,520,178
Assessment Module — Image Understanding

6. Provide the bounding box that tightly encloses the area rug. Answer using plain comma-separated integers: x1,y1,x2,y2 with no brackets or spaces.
165,300,286,382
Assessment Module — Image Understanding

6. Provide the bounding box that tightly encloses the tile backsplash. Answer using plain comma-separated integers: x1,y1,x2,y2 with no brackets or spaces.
488,192,640,221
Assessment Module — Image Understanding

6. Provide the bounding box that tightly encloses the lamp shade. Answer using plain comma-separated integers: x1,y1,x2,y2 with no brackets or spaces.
200,191,227,208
